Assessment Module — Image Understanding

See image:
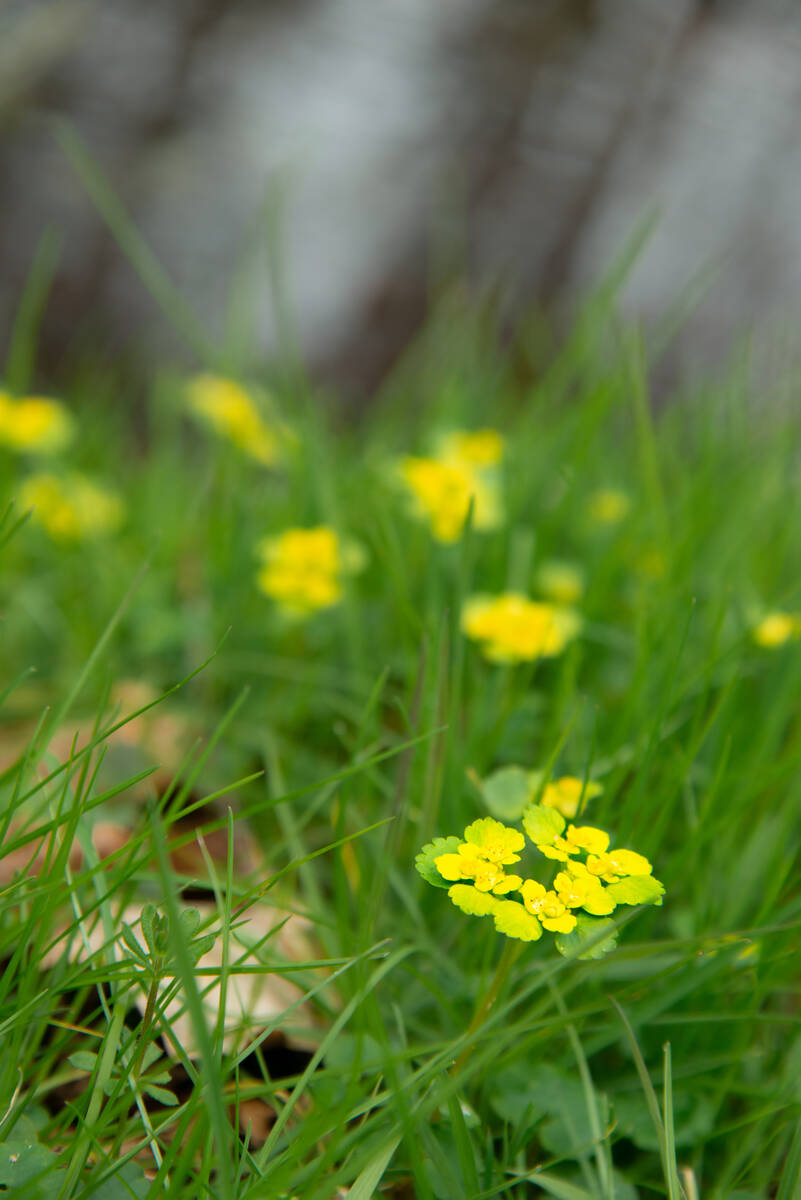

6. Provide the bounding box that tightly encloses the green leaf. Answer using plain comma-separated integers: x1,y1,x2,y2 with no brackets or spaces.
189,933,216,964
68,1051,98,1073
140,1043,163,1071
414,837,461,888
522,804,565,844
83,1161,149,1198
179,907,202,937
140,903,160,958
477,765,533,820
555,914,618,960
144,1083,179,1107
344,1134,400,1198
606,875,665,906
519,1171,595,1199
0,1140,58,1186
120,923,146,962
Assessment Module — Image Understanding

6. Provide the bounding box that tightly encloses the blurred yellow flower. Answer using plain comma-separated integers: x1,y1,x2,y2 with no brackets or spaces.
536,560,584,605
399,455,502,543
0,391,74,455
540,775,602,819
255,525,364,617
20,472,125,541
752,611,801,648
435,428,505,468
588,488,630,524
186,374,284,466
461,592,580,663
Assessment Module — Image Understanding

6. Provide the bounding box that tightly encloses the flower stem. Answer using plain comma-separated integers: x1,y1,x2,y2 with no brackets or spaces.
450,938,522,1079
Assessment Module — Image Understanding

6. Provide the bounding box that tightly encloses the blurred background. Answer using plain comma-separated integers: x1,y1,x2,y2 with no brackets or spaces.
2,0,801,402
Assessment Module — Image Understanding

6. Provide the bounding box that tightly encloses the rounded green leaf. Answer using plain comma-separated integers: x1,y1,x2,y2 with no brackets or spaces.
522,804,565,844
478,765,533,820
415,836,461,888
555,914,618,959
448,883,501,916
605,875,665,906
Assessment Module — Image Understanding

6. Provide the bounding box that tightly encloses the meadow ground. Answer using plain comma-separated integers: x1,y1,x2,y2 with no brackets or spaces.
1,274,801,1199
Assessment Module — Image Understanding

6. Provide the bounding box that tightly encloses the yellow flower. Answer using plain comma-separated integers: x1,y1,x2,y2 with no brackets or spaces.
752,611,801,649
435,428,505,468
0,391,74,454
186,374,285,466
461,817,525,864
585,848,652,883
523,804,610,862
520,880,577,933
19,472,124,541
540,775,602,819
398,455,502,543
255,525,364,617
553,866,615,917
419,808,664,948
588,488,630,525
536,560,584,605
435,850,521,894
564,825,610,855
435,818,524,893
461,593,580,663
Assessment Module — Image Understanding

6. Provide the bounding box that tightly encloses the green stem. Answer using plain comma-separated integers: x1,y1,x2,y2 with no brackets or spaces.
128,975,161,1082
451,938,522,1079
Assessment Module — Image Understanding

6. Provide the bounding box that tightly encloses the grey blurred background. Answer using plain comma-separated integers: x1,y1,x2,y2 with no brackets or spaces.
2,0,801,398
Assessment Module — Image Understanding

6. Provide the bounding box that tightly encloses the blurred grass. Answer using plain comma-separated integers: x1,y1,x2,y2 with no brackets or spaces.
0,173,800,1198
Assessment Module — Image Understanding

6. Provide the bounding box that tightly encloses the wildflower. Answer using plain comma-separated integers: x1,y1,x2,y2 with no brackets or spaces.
417,808,663,952
539,775,602,819
490,898,543,941
399,455,502,543
434,818,524,894
752,611,801,648
435,428,505,468
447,884,504,919
461,592,580,663
523,805,610,861
536,560,584,605
19,472,124,541
255,525,364,617
520,880,576,933
553,865,615,916
0,391,74,454
186,373,285,466
460,817,525,864
588,488,629,525
585,848,653,883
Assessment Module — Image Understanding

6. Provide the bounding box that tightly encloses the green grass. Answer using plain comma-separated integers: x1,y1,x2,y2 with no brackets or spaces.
1,198,801,1198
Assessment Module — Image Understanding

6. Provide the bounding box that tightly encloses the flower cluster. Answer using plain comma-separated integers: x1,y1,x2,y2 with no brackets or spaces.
20,472,125,541
416,811,663,956
0,391,74,455
461,592,580,663
255,525,365,617
186,374,287,466
398,427,504,543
